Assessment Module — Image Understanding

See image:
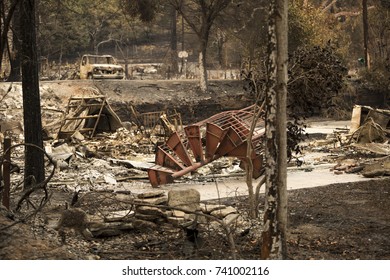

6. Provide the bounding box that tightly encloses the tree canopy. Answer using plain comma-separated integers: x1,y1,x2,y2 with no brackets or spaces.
0,0,389,89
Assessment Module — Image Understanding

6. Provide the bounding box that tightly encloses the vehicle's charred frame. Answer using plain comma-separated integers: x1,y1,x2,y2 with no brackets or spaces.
80,54,124,80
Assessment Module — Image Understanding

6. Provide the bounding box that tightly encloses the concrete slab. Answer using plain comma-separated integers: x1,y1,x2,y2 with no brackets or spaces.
154,167,371,201
122,120,374,201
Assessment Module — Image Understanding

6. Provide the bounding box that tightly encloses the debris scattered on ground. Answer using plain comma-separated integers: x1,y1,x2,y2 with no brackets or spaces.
301,105,390,178
1,81,390,260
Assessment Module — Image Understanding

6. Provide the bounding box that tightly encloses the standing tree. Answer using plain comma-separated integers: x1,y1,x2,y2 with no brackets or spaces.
220,0,268,75
7,1,21,81
121,0,179,77
169,5,179,76
0,0,20,74
168,0,232,93
362,0,370,69
20,0,45,186
261,0,288,260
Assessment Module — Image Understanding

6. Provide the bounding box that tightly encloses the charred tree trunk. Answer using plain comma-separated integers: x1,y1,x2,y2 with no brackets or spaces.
0,2,2,65
198,43,208,93
216,30,226,70
169,6,178,75
362,0,370,69
171,0,231,93
20,0,45,187
198,25,210,93
7,2,21,81
261,0,288,260
0,0,20,71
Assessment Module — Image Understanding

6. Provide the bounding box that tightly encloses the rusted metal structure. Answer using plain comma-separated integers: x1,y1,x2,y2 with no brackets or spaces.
148,104,265,187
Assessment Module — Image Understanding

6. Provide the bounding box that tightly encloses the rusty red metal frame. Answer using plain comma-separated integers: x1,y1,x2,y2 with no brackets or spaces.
147,105,265,187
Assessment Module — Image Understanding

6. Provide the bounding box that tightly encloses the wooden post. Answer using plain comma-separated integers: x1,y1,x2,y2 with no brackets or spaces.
2,137,11,209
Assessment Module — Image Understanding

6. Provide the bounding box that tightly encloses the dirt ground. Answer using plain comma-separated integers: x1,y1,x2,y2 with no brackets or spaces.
1,79,389,260
287,178,390,260
1,176,389,260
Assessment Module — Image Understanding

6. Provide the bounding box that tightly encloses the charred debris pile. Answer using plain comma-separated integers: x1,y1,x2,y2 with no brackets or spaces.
0,82,390,257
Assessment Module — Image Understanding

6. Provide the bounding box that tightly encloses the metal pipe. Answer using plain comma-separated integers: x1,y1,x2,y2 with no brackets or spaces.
171,158,214,178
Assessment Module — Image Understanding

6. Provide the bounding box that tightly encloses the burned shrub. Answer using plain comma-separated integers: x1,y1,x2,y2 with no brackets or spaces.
243,45,347,159
287,45,347,117
243,44,347,117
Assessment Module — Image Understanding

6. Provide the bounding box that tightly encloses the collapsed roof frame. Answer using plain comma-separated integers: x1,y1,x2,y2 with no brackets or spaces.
57,96,123,139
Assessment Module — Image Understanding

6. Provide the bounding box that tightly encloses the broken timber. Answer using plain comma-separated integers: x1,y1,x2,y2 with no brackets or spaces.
57,96,123,139
148,105,265,187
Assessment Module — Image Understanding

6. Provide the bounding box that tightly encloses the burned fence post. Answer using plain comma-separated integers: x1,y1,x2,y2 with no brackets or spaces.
2,137,11,210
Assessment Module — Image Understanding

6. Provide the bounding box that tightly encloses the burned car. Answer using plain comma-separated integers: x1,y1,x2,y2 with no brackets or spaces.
79,54,124,79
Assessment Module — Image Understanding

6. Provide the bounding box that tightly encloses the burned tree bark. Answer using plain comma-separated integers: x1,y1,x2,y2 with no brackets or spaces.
261,0,288,260
169,6,179,75
0,0,20,72
7,1,21,81
198,26,210,93
362,0,370,69
20,0,45,186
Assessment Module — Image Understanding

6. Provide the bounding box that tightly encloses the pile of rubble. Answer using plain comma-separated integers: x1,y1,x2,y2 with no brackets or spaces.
59,189,242,240
305,105,390,178
1,79,390,201
2,80,390,260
